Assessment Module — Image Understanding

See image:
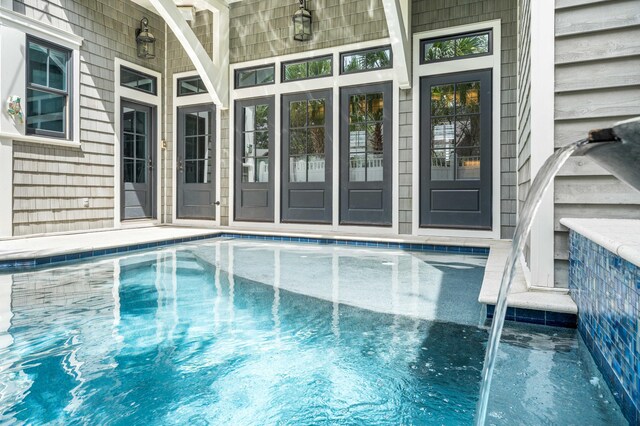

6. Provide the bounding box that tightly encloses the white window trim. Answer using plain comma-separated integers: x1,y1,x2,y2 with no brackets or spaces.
228,38,400,236
114,58,162,227
0,7,82,148
411,20,502,240
171,70,221,227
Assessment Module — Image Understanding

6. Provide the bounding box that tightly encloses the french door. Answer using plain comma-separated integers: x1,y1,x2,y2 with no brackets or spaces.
340,82,392,226
420,69,492,229
281,90,333,224
234,97,275,222
176,104,216,220
121,100,154,220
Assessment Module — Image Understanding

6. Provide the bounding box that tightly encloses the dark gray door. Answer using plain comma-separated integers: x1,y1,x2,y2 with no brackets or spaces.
420,69,492,229
234,97,275,222
340,82,392,226
281,90,333,224
122,100,154,220
177,104,216,219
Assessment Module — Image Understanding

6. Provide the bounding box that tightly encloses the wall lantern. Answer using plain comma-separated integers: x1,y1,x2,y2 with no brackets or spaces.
292,0,312,42
136,17,156,59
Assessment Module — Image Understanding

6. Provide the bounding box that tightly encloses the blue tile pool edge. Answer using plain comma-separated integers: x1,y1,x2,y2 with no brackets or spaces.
0,231,490,273
485,304,577,329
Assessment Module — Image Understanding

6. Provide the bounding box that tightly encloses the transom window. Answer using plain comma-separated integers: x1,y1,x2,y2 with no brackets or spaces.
121,66,157,95
282,56,332,82
348,93,384,182
178,77,208,96
430,81,481,180
26,37,71,138
340,46,392,74
241,104,270,182
421,30,491,64
288,98,326,182
235,65,275,88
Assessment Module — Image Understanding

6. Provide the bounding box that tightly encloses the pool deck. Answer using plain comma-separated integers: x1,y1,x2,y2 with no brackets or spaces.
0,225,577,318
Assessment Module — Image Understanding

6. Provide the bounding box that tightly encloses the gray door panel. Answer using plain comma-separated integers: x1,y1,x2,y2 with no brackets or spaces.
177,104,216,220
420,70,492,229
281,90,333,224
121,100,154,220
234,97,275,222
339,82,392,226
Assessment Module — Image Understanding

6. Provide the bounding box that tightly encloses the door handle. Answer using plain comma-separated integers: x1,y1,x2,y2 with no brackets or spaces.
178,158,184,172
148,159,153,171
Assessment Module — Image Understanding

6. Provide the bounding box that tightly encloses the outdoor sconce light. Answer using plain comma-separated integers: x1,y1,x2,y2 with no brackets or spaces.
136,17,156,59
292,0,312,42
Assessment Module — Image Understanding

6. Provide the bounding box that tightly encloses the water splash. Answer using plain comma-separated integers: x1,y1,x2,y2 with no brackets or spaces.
475,139,589,425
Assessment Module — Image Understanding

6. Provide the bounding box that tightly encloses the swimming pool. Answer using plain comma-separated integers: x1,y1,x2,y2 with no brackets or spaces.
0,239,626,424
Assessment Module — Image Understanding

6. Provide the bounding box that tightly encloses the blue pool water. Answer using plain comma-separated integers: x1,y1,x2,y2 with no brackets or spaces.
0,240,627,424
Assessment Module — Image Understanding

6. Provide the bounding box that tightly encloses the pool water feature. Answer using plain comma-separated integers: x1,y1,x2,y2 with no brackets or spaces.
0,240,626,424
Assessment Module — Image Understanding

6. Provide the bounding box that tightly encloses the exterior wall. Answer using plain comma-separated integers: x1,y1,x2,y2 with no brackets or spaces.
8,0,165,236
569,230,640,424
412,0,518,239
229,0,389,64
553,0,640,286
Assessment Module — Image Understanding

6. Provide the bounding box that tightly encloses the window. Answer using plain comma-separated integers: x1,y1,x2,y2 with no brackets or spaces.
241,104,270,183
421,30,491,64
282,56,332,82
288,98,327,182
235,65,275,89
177,77,208,96
348,93,384,181
26,37,71,138
340,46,392,74
120,66,157,95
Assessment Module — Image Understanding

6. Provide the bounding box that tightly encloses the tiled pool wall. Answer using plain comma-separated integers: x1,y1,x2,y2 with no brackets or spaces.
0,232,490,272
568,230,640,425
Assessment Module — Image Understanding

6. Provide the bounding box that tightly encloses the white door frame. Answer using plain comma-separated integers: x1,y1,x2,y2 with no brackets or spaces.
171,70,222,227
114,58,163,227
411,20,502,240
228,38,400,236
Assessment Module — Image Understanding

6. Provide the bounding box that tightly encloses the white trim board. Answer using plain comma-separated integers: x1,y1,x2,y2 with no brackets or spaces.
113,58,163,228
228,38,400,236
411,20,502,240
171,70,222,228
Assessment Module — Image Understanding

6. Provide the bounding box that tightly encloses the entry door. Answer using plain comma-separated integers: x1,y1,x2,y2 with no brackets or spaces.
420,70,492,229
340,82,392,226
177,104,216,220
234,97,275,222
281,90,333,224
122,101,154,220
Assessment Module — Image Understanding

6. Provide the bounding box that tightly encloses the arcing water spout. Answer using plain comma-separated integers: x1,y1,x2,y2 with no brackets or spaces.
475,115,640,425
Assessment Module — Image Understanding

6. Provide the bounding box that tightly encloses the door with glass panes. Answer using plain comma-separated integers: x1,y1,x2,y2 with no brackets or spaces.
177,104,216,220
420,69,492,229
340,82,392,226
234,97,275,222
121,100,154,220
281,90,333,223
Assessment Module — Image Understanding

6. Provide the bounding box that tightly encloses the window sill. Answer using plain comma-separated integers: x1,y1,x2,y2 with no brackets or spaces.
0,132,81,149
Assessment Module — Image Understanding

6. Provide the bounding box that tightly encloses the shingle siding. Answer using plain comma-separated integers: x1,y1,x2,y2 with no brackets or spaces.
11,0,165,236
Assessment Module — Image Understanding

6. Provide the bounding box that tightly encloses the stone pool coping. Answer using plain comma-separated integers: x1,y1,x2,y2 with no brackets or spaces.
0,225,578,324
560,218,640,267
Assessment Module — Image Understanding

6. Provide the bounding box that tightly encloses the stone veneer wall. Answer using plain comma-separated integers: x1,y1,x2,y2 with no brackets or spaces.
411,0,518,239
569,231,640,425
11,0,165,236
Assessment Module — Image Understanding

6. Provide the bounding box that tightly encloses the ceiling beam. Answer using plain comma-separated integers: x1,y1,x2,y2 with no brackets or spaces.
147,0,229,108
381,0,411,89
